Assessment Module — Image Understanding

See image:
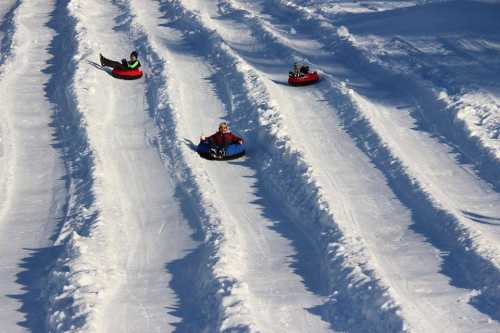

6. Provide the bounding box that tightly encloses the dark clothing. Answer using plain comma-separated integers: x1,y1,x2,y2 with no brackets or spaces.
101,55,141,70
206,132,243,148
290,64,309,77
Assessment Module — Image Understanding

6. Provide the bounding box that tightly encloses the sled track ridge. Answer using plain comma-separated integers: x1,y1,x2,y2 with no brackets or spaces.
40,0,103,331
264,0,500,321
161,0,408,331
0,0,98,331
0,0,22,228
114,0,240,331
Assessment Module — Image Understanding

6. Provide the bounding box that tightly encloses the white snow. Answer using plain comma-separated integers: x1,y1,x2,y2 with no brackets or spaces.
0,1,66,331
0,0,499,332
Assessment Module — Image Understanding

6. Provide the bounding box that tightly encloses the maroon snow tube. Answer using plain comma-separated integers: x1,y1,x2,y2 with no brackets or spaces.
111,68,143,80
288,71,320,86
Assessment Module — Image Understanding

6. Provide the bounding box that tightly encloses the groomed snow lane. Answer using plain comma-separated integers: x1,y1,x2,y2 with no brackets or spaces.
131,0,334,331
0,0,67,331
44,0,198,331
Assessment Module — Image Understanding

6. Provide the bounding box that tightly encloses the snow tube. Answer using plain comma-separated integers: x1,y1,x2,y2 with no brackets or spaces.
288,71,320,86
197,141,246,160
111,68,143,80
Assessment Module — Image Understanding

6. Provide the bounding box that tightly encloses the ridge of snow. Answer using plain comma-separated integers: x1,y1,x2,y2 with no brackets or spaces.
130,0,330,331
125,0,254,331
0,0,68,331
46,1,196,331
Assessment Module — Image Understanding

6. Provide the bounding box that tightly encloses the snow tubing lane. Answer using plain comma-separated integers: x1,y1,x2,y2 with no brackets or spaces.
197,141,246,160
288,71,320,86
111,68,143,80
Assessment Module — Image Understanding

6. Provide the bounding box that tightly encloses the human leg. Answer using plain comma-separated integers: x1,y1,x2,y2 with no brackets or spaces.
100,54,128,70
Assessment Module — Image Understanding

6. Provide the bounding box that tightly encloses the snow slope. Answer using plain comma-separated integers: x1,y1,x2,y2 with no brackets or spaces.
130,0,333,331
175,0,500,331
44,0,197,332
0,1,66,331
0,0,499,332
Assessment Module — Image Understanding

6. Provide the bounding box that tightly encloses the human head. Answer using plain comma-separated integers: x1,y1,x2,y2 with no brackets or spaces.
130,50,138,61
218,122,229,133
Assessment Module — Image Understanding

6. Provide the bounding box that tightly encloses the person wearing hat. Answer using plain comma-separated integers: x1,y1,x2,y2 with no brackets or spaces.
99,50,141,70
201,122,244,159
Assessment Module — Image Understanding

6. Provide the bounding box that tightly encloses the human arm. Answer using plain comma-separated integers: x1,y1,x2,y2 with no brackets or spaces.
127,60,141,69
201,132,217,142
229,133,243,144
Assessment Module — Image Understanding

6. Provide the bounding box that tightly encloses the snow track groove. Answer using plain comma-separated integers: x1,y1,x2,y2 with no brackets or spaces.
43,0,100,331
131,0,334,331
255,0,500,324
0,0,68,331
43,0,197,331
113,0,224,331
0,0,22,228
0,0,19,223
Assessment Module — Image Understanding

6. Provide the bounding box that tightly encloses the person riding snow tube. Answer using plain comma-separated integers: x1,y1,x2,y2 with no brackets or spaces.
288,62,319,86
100,50,143,80
197,122,245,160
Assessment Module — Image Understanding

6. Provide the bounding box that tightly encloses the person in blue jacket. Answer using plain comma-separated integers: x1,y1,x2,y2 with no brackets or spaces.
100,51,141,71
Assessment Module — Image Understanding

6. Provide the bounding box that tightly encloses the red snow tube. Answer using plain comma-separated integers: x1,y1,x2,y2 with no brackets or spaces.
288,71,320,86
111,68,143,80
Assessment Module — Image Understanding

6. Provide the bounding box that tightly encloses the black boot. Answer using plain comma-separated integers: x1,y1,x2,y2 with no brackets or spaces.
209,147,218,159
216,148,224,159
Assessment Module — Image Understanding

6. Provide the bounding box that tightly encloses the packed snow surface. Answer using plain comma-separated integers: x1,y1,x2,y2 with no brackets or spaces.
0,0,499,332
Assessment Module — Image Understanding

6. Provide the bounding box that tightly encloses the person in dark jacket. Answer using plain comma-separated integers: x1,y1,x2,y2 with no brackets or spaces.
290,62,309,77
100,50,141,70
201,122,243,158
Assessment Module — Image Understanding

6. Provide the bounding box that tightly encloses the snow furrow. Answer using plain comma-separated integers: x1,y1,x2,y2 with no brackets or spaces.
111,0,229,331
0,1,21,225
41,0,101,331
130,0,335,331
0,0,19,222
43,0,197,331
262,0,500,322
0,0,68,331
